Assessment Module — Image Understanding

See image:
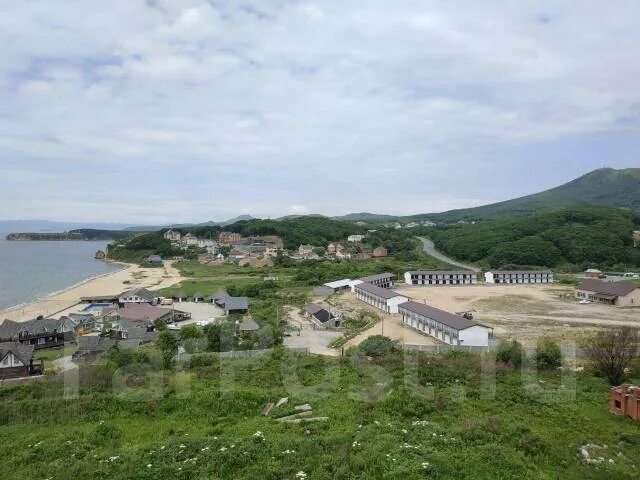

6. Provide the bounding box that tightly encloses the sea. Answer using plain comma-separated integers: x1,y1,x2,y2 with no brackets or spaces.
0,239,124,311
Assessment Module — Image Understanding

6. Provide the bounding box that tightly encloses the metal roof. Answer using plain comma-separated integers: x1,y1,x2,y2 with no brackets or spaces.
576,279,638,297
354,282,405,300
359,272,395,283
398,301,480,331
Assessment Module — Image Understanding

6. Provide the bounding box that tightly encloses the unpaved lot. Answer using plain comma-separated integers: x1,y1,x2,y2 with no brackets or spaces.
394,284,640,346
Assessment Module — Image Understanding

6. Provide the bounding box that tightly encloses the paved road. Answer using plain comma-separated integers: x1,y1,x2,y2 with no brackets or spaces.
418,237,480,272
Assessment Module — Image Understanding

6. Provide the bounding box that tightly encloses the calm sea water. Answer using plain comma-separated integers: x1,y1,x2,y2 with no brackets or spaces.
0,239,123,311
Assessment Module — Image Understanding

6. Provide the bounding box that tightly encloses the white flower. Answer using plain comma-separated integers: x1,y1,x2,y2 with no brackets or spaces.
219,447,227,452
295,472,307,479
147,464,152,468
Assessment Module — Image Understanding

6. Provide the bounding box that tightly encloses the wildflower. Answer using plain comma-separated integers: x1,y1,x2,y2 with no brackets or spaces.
147,464,152,468
422,462,430,469
295,471,307,479
401,429,408,434
352,441,361,448
253,431,265,441
219,447,227,452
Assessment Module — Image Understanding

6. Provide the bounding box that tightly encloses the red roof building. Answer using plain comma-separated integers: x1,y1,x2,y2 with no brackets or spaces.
610,384,640,421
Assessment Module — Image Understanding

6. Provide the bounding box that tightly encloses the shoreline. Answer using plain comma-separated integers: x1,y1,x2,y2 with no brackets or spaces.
0,260,183,323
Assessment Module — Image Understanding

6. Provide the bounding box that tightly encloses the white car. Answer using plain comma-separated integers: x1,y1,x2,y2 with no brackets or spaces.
196,318,216,327
579,299,591,304
167,324,180,330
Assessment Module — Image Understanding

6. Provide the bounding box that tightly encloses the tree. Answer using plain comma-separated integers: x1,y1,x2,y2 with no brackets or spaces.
496,340,525,368
358,335,396,357
180,324,203,341
157,331,179,368
535,337,562,370
584,327,640,385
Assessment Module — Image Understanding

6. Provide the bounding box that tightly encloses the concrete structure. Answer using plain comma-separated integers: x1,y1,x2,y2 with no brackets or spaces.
404,270,477,286
298,244,315,258
323,279,353,293
219,231,242,244
398,301,491,346
304,303,341,328
353,283,409,314
584,268,603,278
163,229,181,242
484,270,554,284
610,384,640,421
575,279,640,307
372,247,388,258
359,272,395,288
347,234,365,243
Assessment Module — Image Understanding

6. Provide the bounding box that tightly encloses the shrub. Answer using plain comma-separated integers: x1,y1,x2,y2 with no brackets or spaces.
496,340,525,368
534,337,562,369
358,335,396,357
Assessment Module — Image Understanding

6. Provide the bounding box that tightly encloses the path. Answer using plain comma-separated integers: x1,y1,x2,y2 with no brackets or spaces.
52,355,78,373
418,237,480,272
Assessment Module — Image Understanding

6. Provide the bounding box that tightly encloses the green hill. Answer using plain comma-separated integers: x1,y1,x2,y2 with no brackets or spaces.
428,206,640,270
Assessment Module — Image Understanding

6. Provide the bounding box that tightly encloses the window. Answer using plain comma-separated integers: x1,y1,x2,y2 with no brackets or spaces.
615,400,622,409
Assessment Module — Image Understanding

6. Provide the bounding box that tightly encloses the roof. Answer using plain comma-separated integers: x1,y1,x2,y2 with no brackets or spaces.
359,272,395,283
576,279,638,297
0,342,34,365
239,316,260,331
173,291,188,299
193,291,205,298
354,282,406,300
487,270,553,274
585,268,602,273
120,288,156,302
0,317,71,340
311,309,336,324
407,270,476,276
225,297,249,311
304,303,323,315
399,301,480,331
323,279,352,289
117,304,173,322
77,336,115,353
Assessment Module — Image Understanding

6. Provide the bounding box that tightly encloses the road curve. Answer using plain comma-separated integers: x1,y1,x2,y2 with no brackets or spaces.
418,237,481,272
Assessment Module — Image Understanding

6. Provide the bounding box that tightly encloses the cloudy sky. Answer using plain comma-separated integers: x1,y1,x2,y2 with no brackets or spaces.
1,1,639,224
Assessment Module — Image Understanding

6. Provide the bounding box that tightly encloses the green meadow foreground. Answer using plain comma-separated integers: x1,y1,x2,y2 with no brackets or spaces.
1,348,639,479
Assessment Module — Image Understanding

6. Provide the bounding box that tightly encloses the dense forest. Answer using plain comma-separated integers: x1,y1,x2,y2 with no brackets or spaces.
6,229,135,241
427,206,640,270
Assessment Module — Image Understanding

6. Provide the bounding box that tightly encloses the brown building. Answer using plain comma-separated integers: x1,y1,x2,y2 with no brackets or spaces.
610,384,640,420
219,232,242,244
575,279,640,307
372,246,388,258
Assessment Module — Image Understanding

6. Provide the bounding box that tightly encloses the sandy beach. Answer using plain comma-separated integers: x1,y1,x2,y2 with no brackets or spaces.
0,260,183,322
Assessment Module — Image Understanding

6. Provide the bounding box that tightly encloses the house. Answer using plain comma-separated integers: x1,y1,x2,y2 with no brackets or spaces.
213,291,249,315
113,303,185,324
484,271,554,284
584,268,603,278
359,272,395,288
219,231,242,244
398,301,491,347
298,244,315,258
238,316,260,333
610,384,640,420
0,342,42,379
0,318,69,350
173,291,188,302
147,255,162,264
575,279,640,307
322,279,353,293
193,292,205,302
118,288,156,305
404,270,478,286
372,247,388,258
164,229,181,242
353,283,409,314
347,235,365,243
326,243,337,255
335,250,351,260
263,235,284,249
304,303,341,328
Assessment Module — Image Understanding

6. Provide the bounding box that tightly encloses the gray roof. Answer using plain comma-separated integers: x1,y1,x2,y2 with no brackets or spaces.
0,317,72,340
121,288,156,302
576,279,638,297
225,297,249,311
239,316,260,331
193,292,205,298
407,270,476,275
489,270,553,275
304,303,323,315
0,341,34,365
354,282,405,300
173,291,188,299
359,272,395,283
399,301,479,331
77,336,115,353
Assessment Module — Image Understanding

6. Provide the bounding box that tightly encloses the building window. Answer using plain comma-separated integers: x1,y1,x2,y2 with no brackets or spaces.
615,399,622,409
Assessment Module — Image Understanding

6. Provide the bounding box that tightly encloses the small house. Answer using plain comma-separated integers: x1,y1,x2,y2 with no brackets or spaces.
119,288,156,305
147,255,162,264
0,342,42,379
575,279,640,307
238,316,260,333
610,384,640,420
304,303,341,328
372,247,388,258
584,268,603,278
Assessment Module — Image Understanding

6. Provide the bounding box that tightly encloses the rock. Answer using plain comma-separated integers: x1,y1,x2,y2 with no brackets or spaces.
261,403,274,416
281,417,329,424
294,404,312,412
275,411,313,422
275,397,288,408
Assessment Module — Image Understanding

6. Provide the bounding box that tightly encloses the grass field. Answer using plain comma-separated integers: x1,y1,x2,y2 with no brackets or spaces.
1,349,639,479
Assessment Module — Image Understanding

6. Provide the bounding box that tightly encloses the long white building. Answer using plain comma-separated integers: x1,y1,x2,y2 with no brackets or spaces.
354,283,409,314
484,270,553,284
398,301,491,346
404,270,478,286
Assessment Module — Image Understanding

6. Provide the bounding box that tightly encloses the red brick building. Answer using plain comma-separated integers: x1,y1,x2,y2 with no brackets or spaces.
218,232,242,244
372,246,388,258
610,384,640,420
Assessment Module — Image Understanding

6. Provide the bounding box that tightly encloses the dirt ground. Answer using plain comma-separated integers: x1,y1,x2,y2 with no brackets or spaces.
393,284,640,346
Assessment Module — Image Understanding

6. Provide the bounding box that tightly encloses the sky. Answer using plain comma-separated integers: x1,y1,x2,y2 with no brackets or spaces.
1,0,639,224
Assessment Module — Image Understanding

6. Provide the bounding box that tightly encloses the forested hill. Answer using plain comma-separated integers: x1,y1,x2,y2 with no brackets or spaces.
427,206,640,270
6,229,135,241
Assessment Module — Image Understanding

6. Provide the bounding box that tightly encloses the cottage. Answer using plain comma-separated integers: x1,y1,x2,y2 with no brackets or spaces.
484,270,553,284
0,342,42,379
238,316,260,333
304,303,341,328
398,301,492,347
358,272,395,288
610,384,640,420
213,291,249,315
404,270,478,286
0,318,69,349
163,229,181,242
372,247,388,258
575,279,640,307
119,288,156,305
353,283,409,314
584,268,603,278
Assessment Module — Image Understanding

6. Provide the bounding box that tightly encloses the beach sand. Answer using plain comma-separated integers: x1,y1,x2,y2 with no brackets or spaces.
0,260,183,322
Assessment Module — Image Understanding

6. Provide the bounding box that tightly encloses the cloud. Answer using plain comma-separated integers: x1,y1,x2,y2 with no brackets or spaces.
0,0,639,222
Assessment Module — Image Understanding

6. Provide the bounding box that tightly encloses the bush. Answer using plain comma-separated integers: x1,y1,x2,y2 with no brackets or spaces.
496,340,525,368
534,337,562,369
358,335,396,357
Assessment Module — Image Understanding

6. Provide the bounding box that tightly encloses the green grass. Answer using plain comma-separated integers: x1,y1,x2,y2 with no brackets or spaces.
33,345,78,370
1,350,639,479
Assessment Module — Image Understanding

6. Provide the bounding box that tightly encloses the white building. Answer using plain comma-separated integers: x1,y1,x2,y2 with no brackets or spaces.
347,234,365,243
353,283,409,314
404,270,477,286
484,271,554,284
359,272,395,288
182,233,199,246
399,301,491,347
163,229,181,242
